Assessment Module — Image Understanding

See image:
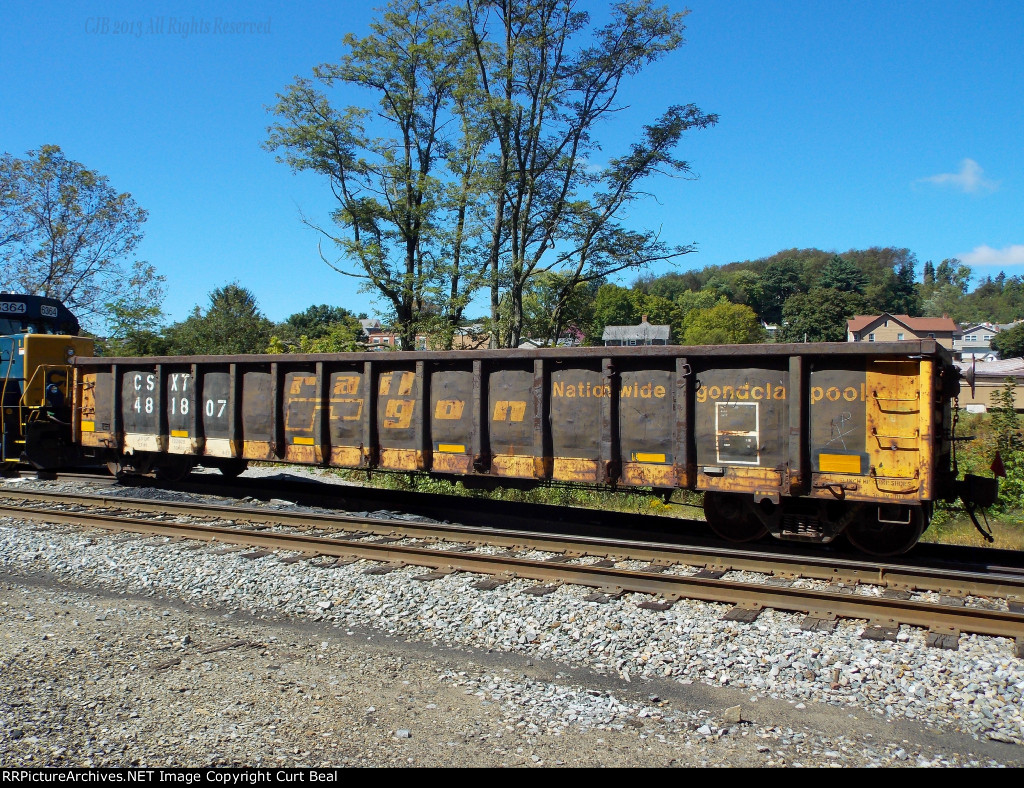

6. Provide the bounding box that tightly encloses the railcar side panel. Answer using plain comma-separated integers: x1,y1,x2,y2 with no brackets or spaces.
430,366,475,475
618,364,678,489
121,369,163,454
807,358,936,504
283,368,322,463
377,365,424,471
78,371,111,448
488,366,541,479
328,365,369,467
694,364,790,497
166,368,198,454
549,363,605,483
203,370,236,458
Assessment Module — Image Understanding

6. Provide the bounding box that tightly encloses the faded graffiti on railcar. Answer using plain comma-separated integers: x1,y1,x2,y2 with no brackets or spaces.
377,369,421,470
809,365,869,475
283,372,318,444
327,369,366,467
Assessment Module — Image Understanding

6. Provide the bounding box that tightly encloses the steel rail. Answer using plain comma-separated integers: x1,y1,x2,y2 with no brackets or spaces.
2,497,1024,653
2,488,1023,600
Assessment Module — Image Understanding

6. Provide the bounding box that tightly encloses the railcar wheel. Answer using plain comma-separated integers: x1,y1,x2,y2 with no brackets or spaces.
154,459,193,482
216,459,248,479
106,460,124,477
844,505,925,556
703,492,769,542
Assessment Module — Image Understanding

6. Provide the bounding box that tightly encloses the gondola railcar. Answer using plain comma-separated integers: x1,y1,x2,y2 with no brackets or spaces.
71,340,997,555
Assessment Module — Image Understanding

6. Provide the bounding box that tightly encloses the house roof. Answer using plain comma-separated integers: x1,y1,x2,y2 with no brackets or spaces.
954,358,1024,377
847,313,959,334
959,322,999,333
602,320,671,341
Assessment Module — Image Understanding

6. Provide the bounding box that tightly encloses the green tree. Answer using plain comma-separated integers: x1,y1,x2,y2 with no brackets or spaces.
817,255,868,294
779,288,866,343
0,145,148,322
164,284,274,355
990,378,1022,453
633,271,704,301
268,315,364,353
265,0,479,350
520,272,601,346
751,258,805,324
586,284,639,344
469,0,716,346
867,258,919,316
992,323,1024,359
934,258,972,293
675,289,728,320
100,261,168,356
922,260,935,285
680,302,765,345
275,304,358,342
584,283,685,344
921,284,972,323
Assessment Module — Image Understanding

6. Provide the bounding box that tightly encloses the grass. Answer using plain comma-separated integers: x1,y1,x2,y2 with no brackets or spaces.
921,506,1024,550
326,466,707,518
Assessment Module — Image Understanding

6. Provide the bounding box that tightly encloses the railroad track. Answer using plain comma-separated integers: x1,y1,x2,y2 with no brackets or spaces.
2,487,1023,658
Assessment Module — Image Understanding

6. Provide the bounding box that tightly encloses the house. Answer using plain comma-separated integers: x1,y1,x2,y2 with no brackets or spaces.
602,315,671,347
415,327,490,351
358,318,397,350
953,358,1024,412
846,313,959,349
516,337,581,349
954,322,1001,362
362,321,491,351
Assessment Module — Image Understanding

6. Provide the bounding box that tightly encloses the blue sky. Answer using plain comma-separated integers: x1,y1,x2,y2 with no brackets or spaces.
2,0,1021,326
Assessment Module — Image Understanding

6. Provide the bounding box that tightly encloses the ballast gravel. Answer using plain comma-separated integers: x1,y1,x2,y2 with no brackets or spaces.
1,470,1023,767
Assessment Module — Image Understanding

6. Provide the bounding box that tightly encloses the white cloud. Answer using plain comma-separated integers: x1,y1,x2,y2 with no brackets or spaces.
959,244,1024,266
918,158,999,194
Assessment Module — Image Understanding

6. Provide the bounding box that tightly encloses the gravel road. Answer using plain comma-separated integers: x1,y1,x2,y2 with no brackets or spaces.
1,471,1022,767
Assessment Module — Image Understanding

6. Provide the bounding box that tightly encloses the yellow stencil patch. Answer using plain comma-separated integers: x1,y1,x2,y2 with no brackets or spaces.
818,453,862,474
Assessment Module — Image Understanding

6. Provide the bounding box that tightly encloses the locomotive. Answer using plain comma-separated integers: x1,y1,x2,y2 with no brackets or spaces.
0,293,94,473
2,294,999,555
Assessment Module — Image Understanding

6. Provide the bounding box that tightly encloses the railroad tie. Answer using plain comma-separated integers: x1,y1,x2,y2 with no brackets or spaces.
638,599,675,612
413,568,456,582
722,603,763,623
473,575,512,591
583,587,624,604
521,583,562,597
861,619,900,642
801,610,837,632
926,626,961,651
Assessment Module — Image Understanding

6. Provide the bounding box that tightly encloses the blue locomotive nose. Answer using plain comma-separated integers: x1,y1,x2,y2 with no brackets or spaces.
1,294,88,469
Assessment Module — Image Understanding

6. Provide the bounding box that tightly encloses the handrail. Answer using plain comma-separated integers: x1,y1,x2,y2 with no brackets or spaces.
19,363,72,408
0,339,17,458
